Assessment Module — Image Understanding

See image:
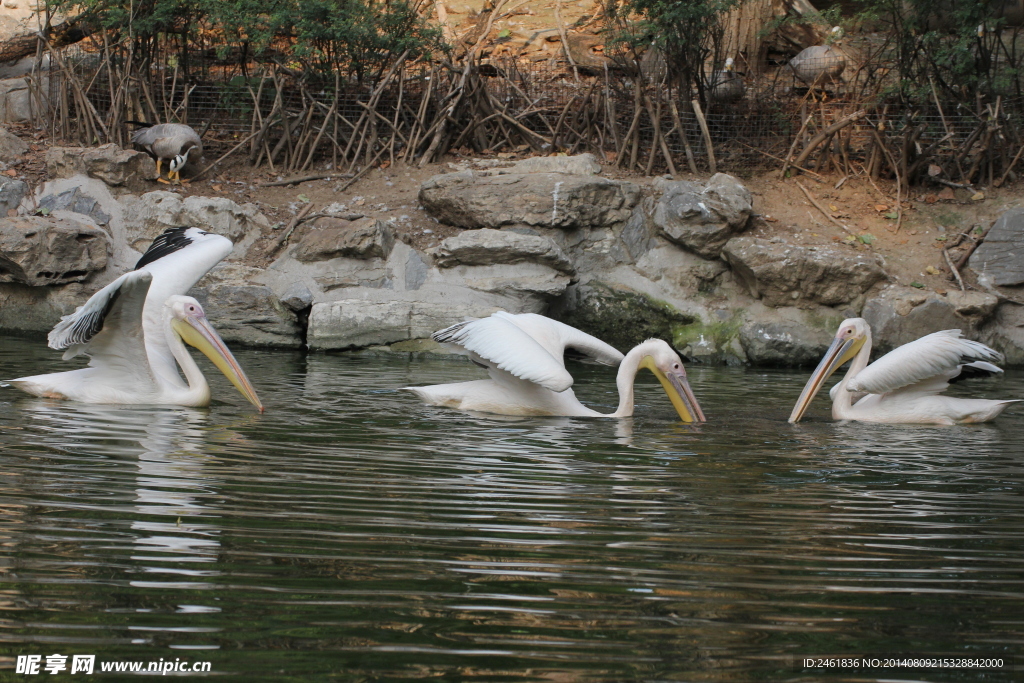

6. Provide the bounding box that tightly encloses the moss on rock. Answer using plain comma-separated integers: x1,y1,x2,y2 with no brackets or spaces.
555,282,697,350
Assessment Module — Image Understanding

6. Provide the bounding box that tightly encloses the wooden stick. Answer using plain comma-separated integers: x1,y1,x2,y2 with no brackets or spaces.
691,99,716,174
337,147,388,193
192,130,262,181
269,202,316,258
995,142,1024,187
257,173,354,188
943,248,965,291
793,107,872,170
956,221,995,271
795,180,853,234
736,142,824,180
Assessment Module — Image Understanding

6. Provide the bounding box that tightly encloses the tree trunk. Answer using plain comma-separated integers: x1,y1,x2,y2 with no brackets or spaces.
0,20,92,66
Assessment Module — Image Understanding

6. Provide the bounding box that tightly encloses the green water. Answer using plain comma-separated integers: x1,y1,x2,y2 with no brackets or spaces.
1,336,1023,681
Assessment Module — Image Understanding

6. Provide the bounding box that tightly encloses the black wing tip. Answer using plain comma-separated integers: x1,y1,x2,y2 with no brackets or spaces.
134,226,195,270
432,320,472,344
950,361,1004,384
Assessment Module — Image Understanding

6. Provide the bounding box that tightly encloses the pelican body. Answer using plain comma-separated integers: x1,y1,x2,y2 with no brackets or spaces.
789,318,1017,425
406,312,705,422
131,123,203,184
8,227,262,411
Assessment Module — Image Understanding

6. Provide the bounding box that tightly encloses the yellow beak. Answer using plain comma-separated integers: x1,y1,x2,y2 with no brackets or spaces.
788,335,864,423
172,315,264,413
640,357,706,423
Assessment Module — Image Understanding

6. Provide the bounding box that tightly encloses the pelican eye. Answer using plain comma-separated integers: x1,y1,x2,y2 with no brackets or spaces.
673,363,680,370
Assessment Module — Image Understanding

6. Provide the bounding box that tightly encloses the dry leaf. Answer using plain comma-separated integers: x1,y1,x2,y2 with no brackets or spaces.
874,204,888,212
928,164,942,176
971,191,985,201
925,265,940,275
924,194,938,204
211,184,223,192
3,169,16,177
829,204,838,212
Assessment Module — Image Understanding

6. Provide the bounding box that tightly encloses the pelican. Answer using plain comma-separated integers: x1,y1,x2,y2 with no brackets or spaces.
7,227,263,411
130,123,203,184
789,26,846,88
789,318,1017,425
406,312,705,421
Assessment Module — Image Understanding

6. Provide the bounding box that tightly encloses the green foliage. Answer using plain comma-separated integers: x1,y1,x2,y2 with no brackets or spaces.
611,0,741,101
47,0,444,82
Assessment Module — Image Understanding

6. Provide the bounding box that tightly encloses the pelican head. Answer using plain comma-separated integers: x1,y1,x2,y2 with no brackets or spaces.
637,340,706,423
166,296,264,412
788,318,869,423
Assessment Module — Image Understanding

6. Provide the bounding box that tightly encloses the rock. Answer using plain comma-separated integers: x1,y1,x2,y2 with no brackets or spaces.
419,170,639,229
862,285,999,353
192,282,303,348
552,281,696,350
981,302,1024,366
435,228,574,273
293,217,395,262
280,282,314,312
0,77,46,123
0,125,28,161
619,198,655,262
969,207,1024,286
653,173,753,258
722,236,886,308
0,177,27,215
46,144,157,190
738,319,835,367
454,263,572,298
120,191,269,254
0,216,108,286
503,153,602,176
37,186,111,226
0,281,93,335
308,298,506,350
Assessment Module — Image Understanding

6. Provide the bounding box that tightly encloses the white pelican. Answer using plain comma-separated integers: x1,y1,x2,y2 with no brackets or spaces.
789,318,1017,425
7,227,263,411
406,312,705,421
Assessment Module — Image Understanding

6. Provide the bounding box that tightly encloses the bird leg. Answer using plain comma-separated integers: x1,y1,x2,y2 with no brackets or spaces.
155,158,172,184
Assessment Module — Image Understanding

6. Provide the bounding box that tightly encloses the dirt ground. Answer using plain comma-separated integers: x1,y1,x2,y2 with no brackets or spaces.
3,120,1016,293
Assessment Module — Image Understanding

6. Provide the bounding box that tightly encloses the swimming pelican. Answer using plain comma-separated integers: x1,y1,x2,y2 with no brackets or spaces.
406,312,705,421
7,227,263,411
789,318,1016,425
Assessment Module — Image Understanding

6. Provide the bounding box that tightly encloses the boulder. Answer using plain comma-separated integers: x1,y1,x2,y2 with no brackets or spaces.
435,228,574,273
969,208,1024,286
981,301,1024,366
0,125,28,161
192,282,302,348
307,298,507,350
37,186,112,226
862,285,999,352
0,177,27,215
419,170,639,230
120,191,269,253
455,263,572,297
0,216,108,286
0,76,46,123
0,281,93,335
738,319,835,367
46,144,157,190
552,281,696,351
653,173,753,258
501,153,602,176
722,236,886,308
279,282,314,312
293,217,395,262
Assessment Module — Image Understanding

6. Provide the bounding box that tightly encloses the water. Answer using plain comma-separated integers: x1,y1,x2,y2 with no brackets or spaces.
1,336,1023,681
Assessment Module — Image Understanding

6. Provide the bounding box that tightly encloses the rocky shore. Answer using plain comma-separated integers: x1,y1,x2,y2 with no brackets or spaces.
2,132,1023,366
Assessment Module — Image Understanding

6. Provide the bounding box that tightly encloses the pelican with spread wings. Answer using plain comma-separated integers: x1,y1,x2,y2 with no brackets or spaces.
789,318,1016,425
7,227,263,411
406,312,705,421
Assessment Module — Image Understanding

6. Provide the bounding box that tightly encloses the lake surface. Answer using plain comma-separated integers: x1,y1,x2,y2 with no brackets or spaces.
1,336,1023,681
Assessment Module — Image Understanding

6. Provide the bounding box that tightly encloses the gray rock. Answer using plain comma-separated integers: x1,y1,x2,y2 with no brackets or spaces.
862,285,999,353
0,125,28,161
739,320,834,366
456,263,572,298
293,217,394,262
620,198,655,262
38,186,111,226
969,207,1024,286
419,170,639,230
653,173,753,258
722,236,886,308
46,144,157,190
0,281,93,335
191,283,302,349
280,282,314,311
501,153,602,176
435,228,574,273
308,298,506,350
980,301,1024,366
0,216,108,286
404,249,428,291
0,177,27,215
120,191,269,254
0,77,46,123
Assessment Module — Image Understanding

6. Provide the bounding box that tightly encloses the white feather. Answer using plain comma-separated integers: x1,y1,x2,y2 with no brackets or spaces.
848,330,1003,395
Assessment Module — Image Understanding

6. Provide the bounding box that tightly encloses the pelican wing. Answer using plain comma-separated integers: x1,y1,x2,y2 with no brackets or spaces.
77,271,156,383
495,312,624,367
48,270,152,354
849,330,1003,395
433,315,575,392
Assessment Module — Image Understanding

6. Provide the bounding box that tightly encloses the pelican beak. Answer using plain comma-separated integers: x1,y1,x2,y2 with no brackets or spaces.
641,357,706,423
788,334,864,423
172,315,264,413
